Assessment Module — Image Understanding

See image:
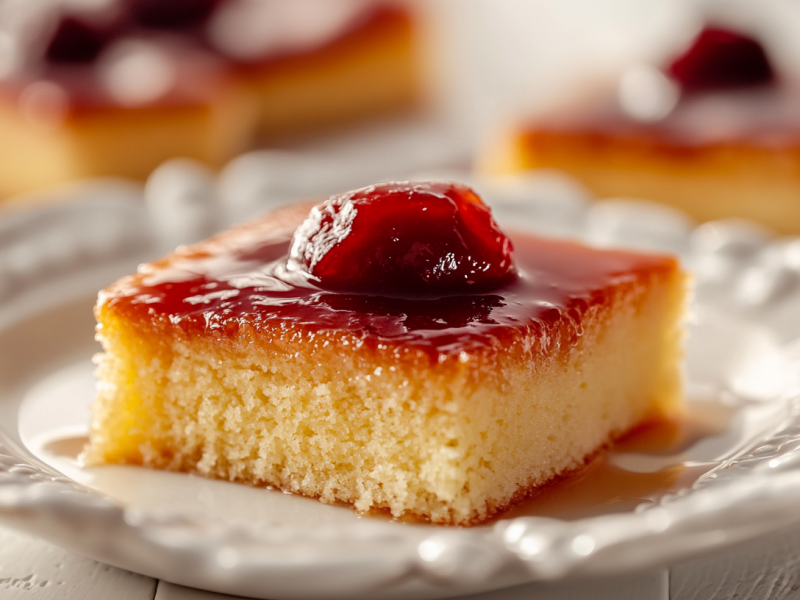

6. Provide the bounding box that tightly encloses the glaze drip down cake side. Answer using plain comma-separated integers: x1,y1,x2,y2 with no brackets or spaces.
85,181,687,525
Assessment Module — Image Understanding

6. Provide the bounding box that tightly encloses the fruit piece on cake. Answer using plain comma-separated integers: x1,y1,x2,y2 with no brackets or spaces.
482,24,800,234
85,181,686,525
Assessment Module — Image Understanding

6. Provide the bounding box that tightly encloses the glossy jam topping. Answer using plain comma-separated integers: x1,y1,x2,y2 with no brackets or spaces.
288,182,516,294
667,27,774,92
102,200,676,360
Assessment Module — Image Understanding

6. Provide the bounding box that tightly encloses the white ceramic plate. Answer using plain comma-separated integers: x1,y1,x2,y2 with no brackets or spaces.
2,170,800,600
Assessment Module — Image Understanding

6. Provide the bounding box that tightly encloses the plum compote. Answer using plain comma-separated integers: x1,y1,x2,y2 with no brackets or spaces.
288,181,517,295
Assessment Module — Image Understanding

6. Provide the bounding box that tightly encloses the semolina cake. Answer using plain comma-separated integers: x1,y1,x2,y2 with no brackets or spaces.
482,26,800,234
85,181,686,525
0,0,417,197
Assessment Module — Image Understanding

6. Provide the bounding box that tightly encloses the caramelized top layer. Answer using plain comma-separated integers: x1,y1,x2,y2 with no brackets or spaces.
99,202,678,363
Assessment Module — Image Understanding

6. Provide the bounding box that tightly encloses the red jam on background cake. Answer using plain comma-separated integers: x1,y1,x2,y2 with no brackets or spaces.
0,0,417,197
483,24,800,235
85,181,686,526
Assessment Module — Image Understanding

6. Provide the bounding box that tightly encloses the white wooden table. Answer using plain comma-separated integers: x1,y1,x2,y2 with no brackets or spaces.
2,522,799,600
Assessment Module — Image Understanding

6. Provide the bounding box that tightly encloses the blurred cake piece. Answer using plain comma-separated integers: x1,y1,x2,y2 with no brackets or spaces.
0,0,417,197
0,36,252,198
484,25,800,234
212,0,417,137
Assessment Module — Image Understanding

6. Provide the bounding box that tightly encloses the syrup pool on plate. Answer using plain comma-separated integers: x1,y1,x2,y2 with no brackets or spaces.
497,401,734,522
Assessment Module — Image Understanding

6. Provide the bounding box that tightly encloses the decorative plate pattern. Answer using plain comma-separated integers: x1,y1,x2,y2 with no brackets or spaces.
1,160,800,600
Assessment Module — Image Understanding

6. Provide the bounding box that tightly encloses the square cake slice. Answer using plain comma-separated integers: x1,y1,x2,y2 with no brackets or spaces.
85,181,686,525
480,26,800,234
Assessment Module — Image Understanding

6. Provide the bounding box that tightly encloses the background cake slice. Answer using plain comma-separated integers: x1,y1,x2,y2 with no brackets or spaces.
0,0,418,197
482,26,800,234
85,182,686,525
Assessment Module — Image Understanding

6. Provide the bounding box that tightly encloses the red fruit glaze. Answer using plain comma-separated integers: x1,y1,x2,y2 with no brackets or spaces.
667,27,774,92
288,182,516,294
98,201,680,367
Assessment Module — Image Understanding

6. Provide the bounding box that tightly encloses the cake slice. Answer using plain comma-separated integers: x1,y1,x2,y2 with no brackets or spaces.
85,181,686,525
482,26,800,234
0,1,417,197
